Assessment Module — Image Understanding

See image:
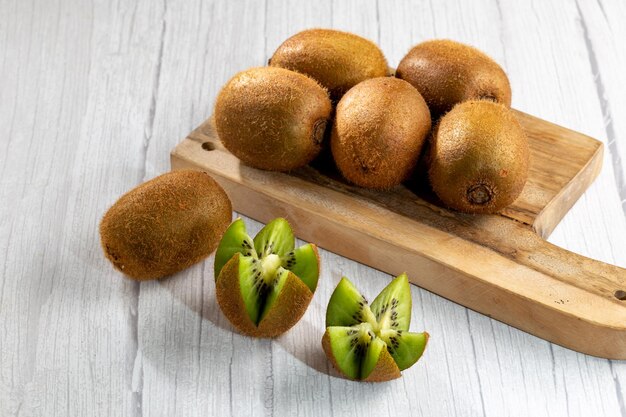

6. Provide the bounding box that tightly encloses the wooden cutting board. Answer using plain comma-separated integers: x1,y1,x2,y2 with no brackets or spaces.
170,111,626,359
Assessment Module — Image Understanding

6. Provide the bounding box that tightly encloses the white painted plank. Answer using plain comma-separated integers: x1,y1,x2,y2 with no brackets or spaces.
266,0,333,57
468,1,626,417
0,0,165,416
573,0,626,215
574,0,626,413
135,1,272,416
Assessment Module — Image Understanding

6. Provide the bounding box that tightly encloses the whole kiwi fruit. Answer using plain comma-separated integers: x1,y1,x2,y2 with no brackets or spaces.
215,67,332,172
396,39,511,117
331,77,431,189
269,28,389,101
100,170,232,280
429,100,529,214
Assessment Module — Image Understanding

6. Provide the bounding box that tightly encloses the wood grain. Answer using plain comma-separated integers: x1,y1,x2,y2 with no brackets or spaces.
510,112,603,237
0,0,163,415
2,0,626,416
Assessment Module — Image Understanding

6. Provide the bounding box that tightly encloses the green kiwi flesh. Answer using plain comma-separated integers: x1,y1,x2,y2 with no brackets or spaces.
269,28,389,101
214,66,332,172
429,100,530,214
326,277,377,327
285,244,320,292
361,335,391,380
370,273,412,331
331,77,431,189
322,274,429,381
379,329,429,371
214,218,256,279
254,217,294,258
100,170,232,281
324,324,376,380
215,218,320,337
396,39,512,118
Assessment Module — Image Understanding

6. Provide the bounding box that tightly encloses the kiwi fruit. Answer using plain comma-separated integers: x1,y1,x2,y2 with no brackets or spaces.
100,170,232,280
396,39,511,118
429,100,530,213
214,66,332,172
269,28,389,101
331,77,431,189
215,217,320,337
322,274,429,382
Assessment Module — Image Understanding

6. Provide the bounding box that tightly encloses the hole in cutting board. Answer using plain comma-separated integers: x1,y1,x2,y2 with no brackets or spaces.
615,290,626,300
201,142,215,151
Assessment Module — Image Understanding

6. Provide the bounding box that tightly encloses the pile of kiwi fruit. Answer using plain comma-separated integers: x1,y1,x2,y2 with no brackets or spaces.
216,29,530,215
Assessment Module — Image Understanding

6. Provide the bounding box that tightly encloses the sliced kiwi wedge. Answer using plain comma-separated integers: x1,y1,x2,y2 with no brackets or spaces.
322,274,429,381
215,218,320,337
253,218,294,258
379,328,428,371
284,243,320,292
326,277,377,327
370,273,412,331
214,218,256,279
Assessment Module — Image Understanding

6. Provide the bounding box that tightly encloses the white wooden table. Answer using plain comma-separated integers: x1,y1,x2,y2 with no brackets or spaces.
2,0,626,416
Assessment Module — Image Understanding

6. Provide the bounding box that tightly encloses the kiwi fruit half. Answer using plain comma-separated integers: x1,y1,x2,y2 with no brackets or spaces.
331,77,431,189
214,66,332,172
322,274,429,382
396,39,511,118
269,28,389,101
100,170,232,280
429,100,530,213
215,218,320,337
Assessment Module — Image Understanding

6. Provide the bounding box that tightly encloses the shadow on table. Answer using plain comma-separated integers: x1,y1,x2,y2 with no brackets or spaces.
153,261,337,376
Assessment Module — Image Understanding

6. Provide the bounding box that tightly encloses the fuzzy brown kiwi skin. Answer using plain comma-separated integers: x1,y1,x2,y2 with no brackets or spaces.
396,39,511,118
321,329,401,382
100,170,232,281
216,253,314,338
269,28,389,101
428,100,529,214
331,77,431,189
215,67,332,172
